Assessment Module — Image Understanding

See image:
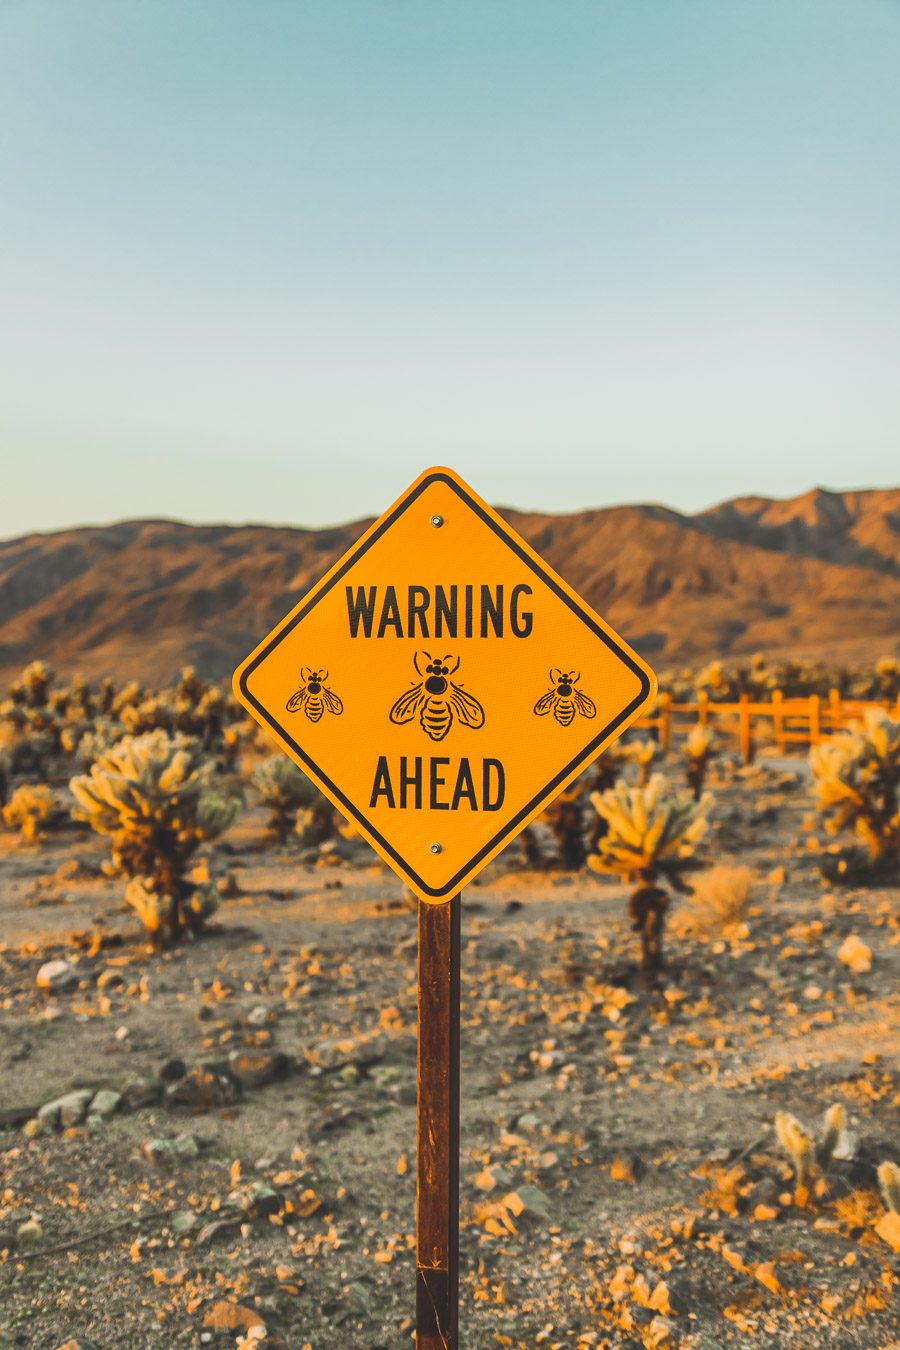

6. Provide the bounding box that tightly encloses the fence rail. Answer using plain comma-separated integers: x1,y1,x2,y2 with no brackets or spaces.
636,690,900,763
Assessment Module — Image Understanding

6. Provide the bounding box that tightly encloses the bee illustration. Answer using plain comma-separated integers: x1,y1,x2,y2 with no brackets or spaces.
286,667,344,722
533,669,596,727
389,651,485,742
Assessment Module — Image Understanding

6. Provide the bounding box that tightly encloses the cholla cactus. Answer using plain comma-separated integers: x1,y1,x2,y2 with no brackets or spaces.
588,774,709,975
70,730,238,947
810,709,900,865
0,749,9,808
253,755,320,843
684,724,713,801
541,783,587,869
9,660,54,708
625,738,661,786
2,784,54,842
775,1104,848,1199
878,1161,900,1214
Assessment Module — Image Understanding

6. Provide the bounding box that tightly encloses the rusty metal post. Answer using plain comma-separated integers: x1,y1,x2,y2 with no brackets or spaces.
416,895,461,1349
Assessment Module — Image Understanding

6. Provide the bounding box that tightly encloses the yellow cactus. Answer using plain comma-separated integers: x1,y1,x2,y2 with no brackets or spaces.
684,724,714,801
810,709,900,864
252,755,322,844
775,1111,815,1191
70,730,238,947
2,783,54,842
588,775,709,975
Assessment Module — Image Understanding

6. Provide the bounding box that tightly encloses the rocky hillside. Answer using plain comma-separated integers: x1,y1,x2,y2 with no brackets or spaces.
1,486,897,685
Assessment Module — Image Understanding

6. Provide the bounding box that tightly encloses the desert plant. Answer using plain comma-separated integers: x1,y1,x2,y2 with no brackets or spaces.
541,783,587,869
775,1104,847,1199
70,730,238,947
878,1161,900,1214
679,864,754,935
810,709,900,867
684,724,714,800
252,755,322,843
587,774,709,976
0,749,9,808
625,738,661,786
2,783,54,842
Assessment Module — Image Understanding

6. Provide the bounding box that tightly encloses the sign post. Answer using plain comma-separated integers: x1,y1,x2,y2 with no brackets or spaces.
416,895,460,1349
232,466,656,1342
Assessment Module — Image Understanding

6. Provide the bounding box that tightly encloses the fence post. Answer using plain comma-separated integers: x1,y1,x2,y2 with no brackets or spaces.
809,694,821,746
828,688,841,733
772,689,784,753
739,694,753,764
658,692,671,754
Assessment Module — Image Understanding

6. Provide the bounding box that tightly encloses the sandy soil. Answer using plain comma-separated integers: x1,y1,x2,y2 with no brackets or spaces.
0,763,898,1349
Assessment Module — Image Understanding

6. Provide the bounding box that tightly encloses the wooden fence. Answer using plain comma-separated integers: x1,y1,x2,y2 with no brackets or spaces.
636,690,900,764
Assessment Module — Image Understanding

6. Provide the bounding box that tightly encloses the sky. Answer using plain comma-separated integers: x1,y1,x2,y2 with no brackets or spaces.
1,0,898,538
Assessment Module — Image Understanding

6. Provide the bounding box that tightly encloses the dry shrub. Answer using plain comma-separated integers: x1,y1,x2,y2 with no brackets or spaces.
678,864,754,935
2,783,54,842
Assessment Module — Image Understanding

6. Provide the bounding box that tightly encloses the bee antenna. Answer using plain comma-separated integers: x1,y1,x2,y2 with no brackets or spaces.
319,669,328,681
445,655,460,675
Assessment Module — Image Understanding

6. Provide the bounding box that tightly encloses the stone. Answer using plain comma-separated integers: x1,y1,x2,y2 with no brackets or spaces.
837,934,872,975
120,1076,164,1111
159,1057,187,1083
36,959,78,993
166,1066,241,1112
0,1228,18,1252
142,1133,200,1166
17,1217,42,1245
227,1049,291,1090
88,1089,122,1118
96,969,126,990
246,1005,271,1027
38,1089,94,1129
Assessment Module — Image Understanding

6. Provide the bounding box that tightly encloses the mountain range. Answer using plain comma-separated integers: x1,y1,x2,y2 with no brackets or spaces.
1,486,897,687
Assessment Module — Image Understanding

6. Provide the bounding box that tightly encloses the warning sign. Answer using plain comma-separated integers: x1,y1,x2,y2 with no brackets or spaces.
233,467,656,900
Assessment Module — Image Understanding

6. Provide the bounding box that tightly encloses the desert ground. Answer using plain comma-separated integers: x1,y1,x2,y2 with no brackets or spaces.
1,754,898,1350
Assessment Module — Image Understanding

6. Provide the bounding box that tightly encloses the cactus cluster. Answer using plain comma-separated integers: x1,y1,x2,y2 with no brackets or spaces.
2,783,55,842
588,774,709,974
70,729,238,946
658,654,900,703
810,708,900,865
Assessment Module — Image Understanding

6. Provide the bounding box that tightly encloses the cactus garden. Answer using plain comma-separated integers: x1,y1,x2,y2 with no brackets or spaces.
0,660,898,1348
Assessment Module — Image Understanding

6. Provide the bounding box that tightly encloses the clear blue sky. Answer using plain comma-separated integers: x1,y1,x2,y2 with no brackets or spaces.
1,0,898,538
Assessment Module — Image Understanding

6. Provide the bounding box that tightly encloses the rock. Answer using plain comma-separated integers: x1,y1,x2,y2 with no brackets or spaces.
241,1182,284,1220
227,1049,291,1089
36,959,78,993
38,1089,94,1129
159,1057,187,1083
197,1217,243,1246
166,1067,241,1112
17,1217,42,1245
246,1005,271,1027
88,1089,122,1118
0,1228,18,1252
142,1133,200,1166
837,934,872,974
504,1184,551,1221
120,1076,164,1111
96,969,125,991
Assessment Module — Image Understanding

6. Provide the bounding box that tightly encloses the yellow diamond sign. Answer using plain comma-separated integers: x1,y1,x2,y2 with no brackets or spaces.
233,467,656,901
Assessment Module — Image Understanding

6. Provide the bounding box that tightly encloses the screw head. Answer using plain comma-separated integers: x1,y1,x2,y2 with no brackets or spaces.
430,514,444,528
429,842,442,854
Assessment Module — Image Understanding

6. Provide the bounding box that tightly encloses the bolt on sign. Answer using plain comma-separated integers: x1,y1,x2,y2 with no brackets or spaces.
233,466,657,898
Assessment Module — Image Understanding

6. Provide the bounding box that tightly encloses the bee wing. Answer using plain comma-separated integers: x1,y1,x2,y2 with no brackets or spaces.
286,687,308,712
574,689,596,719
533,689,557,716
449,683,485,729
322,686,343,715
390,683,424,725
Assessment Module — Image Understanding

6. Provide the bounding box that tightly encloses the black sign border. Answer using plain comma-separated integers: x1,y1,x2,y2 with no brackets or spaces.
239,471,652,897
